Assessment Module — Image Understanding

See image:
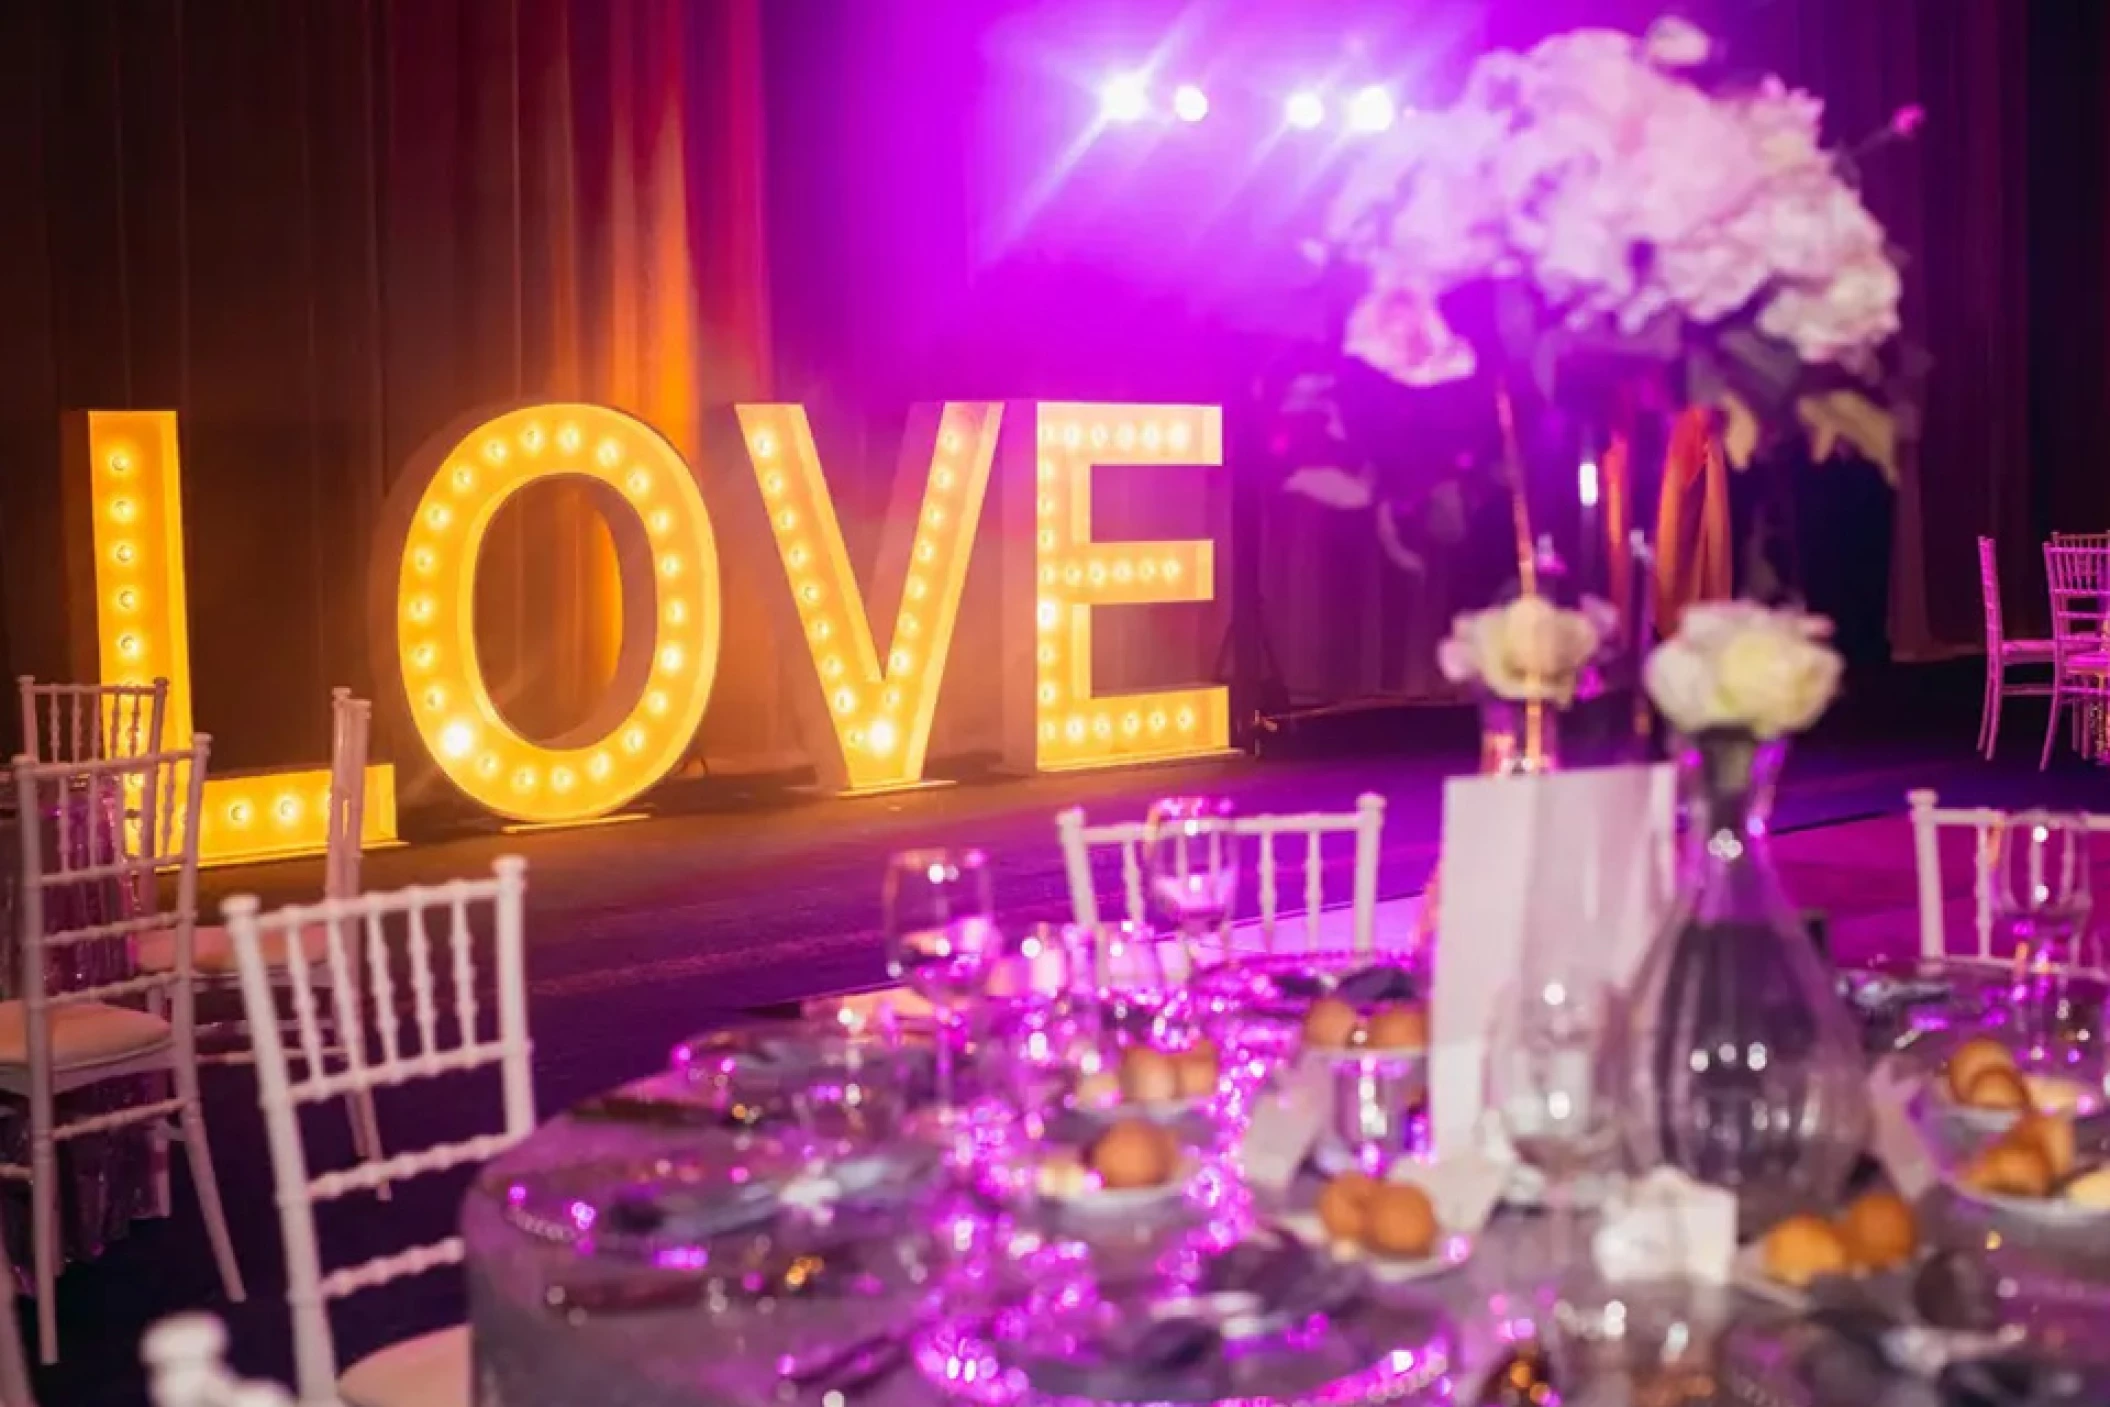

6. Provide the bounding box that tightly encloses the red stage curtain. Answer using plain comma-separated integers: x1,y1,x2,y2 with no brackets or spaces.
0,0,777,800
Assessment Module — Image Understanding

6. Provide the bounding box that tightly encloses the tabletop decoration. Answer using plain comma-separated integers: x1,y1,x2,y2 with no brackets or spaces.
1439,593,1616,776
1590,1167,1736,1285
1624,601,1861,1232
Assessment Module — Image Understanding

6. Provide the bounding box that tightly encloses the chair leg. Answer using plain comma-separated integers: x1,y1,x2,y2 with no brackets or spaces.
1983,667,2002,759
30,1136,56,1366
2041,679,2065,771
174,1071,246,1303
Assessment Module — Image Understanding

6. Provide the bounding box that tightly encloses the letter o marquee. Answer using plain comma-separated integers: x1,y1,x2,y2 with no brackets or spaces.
390,404,721,822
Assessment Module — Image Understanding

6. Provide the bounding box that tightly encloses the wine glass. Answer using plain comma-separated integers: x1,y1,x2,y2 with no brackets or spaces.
979,924,1102,1144
883,848,995,1121
1991,813,2098,1070
1488,974,1623,1271
1143,797,1238,969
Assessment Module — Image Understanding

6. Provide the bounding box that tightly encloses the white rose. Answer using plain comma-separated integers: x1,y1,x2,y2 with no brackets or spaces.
1713,626,1842,737
1644,638,1722,733
1643,16,1713,69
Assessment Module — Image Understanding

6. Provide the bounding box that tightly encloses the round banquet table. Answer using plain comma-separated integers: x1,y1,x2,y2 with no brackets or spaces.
460,1067,2086,1407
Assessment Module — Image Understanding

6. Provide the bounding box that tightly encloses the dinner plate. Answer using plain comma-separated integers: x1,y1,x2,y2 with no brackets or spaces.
1035,1151,1200,1219
1944,1179,2110,1229
1275,1212,1473,1283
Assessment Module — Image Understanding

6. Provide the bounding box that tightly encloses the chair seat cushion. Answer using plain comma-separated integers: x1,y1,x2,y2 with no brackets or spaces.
0,1000,171,1069
137,923,334,975
339,1324,469,1407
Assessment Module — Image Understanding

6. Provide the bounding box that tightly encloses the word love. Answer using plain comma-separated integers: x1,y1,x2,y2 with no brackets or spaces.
72,400,1227,857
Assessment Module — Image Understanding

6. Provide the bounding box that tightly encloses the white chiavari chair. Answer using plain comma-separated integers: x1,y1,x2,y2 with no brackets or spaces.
2040,543,2110,769
1908,789,2110,971
7,739,245,1364
1976,537,2053,759
137,690,385,1177
221,856,534,1407
143,1314,292,1407
2052,531,2110,551
16,677,168,765
1057,794,1388,957
0,1232,31,1407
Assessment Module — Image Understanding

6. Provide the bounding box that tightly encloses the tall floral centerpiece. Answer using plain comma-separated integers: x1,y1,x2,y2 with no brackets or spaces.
1622,602,1859,1230
1312,18,1914,625
1438,594,1613,773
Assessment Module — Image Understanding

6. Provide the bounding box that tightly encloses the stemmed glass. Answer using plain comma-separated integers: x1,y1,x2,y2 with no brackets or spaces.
1991,813,2098,1069
883,848,995,1123
1489,973,1623,1268
1143,797,1239,971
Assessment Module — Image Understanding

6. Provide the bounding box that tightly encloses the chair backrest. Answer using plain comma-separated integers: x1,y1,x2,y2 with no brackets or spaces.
1977,536,2006,647
324,688,372,901
1057,794,1388,955
2044,544,2110,665
10,740,210,1077
220,857,534,1405
1907,789,2110,965
142,1314,292,1407
2052,531,2110,552
16,676,168,765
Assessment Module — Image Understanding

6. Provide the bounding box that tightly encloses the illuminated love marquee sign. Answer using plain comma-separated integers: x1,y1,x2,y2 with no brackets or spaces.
68,399,1228,862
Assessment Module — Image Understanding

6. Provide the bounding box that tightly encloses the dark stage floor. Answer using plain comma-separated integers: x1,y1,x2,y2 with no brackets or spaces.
26,657,2110,1404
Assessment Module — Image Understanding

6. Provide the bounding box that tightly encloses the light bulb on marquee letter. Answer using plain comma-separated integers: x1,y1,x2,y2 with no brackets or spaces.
1002,402,1229,771
735,402,1002,794
377,403,721,823
66,410,398,864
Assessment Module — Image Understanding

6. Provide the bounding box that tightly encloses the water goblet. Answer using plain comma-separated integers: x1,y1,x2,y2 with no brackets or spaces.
1991,813,2098,1070
1143,797,1239,970
1488,974,1622,1274
883,848,995,1123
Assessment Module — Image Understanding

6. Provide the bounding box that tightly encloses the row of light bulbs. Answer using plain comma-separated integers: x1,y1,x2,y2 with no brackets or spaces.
1100,76,1403,134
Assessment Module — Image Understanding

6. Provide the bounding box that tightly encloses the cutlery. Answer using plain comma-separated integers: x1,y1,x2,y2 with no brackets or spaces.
571,1092,765,1129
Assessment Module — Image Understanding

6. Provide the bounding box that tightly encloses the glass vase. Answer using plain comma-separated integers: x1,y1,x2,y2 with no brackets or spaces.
1479,696,1561,775
1622,729,1869,1232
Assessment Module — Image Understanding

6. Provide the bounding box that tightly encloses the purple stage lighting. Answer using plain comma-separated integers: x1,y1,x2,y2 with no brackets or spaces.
1172,84,1209,123
1101,73,1149,123
1284,91,1325,130
1347,86,1395,133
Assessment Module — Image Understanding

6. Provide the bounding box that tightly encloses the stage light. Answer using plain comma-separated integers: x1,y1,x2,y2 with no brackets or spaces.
1012,403,1231,772
1285,91,1325,130
1172,84,1209,123
387,402,722,824
74,409,397,863
1101,73,1149,123
1579,457,1601,508
735,401,1003,795
1348,86,1395,133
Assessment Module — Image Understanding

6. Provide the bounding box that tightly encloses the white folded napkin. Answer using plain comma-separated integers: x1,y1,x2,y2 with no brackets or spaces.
1591,1168,1736,1284
1384,1147,1509,1233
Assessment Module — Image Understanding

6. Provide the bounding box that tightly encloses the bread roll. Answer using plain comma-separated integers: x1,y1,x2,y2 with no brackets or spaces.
1119,1047,1179,1104
1363,1183,1439,1259
1838,1190,1917,1271
1303,997,1360,1050
2064,1166,2110,1209
1174,1040,1220,1099
1964,1138,2054,1198
1365,1004,1429,1052
1091,1118,1177,1189
1761,1214,1851,1287
2014,1112,2076,1179
1315,1172,1377,1243
1965,1066,2031,1112
1946,1037,2015,1104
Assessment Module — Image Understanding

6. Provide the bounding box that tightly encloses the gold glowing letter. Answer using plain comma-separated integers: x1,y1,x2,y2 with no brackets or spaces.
1007,402,1230,771
385,404,721,823
735,403,1001,793
70,410,398,864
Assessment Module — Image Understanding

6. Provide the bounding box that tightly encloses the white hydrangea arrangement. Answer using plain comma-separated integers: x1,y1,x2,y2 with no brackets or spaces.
1643,601,1843,739
1439,594,1617,705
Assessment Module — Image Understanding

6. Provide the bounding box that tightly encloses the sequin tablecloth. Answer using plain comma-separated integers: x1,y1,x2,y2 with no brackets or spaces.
0,783,166,1277
466,1070,2102,1407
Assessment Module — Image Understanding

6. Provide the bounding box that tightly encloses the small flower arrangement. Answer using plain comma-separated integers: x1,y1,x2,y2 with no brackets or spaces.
1643,601,1842,739
1438,594,1614,705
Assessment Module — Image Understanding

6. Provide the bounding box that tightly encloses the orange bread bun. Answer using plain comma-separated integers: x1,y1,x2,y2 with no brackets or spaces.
1965,1066,2032,1112
1946,1037,2016,1103
1119,1047,1180,1104
1303,997,1361,1050
1091,1118,1178,1189
1762,1214,1851,1287
1964,1138,2054,1199
1838,1191,1918,1271
1173,1040,1220,1100
1363,1183,1439,1259
1315,1172,1378,1243
2013,1112,2076,1179
1365,1004,1429,1052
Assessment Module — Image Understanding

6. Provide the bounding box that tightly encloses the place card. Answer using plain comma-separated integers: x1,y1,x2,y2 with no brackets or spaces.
1429,764,1675,1159
1867,1056,1940,1201
1239,1059,1332,1192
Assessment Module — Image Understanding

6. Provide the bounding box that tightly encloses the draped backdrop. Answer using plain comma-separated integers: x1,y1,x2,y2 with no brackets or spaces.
1,0,2106,807
0,0,777,809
